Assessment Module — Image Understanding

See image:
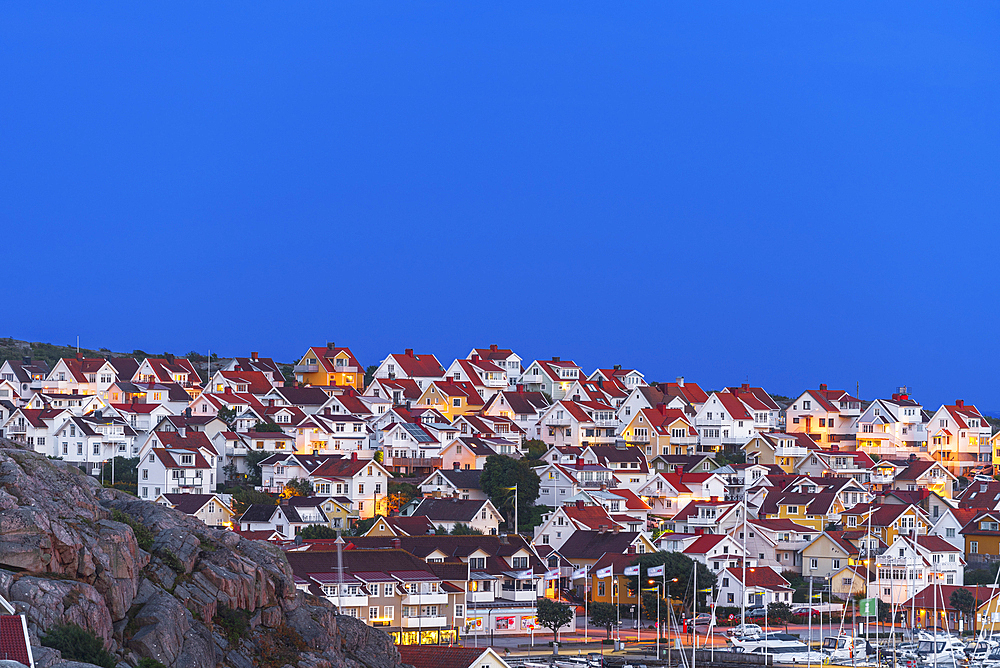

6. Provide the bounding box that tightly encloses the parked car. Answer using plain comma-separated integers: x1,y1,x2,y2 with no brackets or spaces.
690,614,714,631
727,623,762,638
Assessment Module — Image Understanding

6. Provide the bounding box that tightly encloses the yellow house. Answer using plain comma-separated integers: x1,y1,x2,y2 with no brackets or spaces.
962,510,1000,559
620,407,696,459
743,433,811,473
417,380,484,422
294,344,364,390
319,496,357,531
763,491,844,531
991,432,1000,472
839,503,930,547
801,531,860,580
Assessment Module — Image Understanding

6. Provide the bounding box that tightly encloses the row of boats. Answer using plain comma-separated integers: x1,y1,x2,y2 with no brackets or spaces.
728,629,998,667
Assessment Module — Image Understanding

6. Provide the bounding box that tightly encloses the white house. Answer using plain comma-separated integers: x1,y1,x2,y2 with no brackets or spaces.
874,534,964,603
855,393,928,459
520,358,583,402
372,349,446,391
785,384,862,447
716,566,794,608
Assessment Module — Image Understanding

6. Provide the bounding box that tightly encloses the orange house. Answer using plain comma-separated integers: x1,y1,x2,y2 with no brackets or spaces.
293,343,364,390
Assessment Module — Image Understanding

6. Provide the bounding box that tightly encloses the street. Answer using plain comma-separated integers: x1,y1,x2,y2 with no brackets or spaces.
460,615,903,655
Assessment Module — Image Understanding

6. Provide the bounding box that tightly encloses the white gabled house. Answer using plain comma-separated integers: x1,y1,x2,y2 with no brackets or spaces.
520,358,582,402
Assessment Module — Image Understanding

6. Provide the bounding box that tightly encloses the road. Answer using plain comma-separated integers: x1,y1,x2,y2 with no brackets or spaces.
461,616,904,655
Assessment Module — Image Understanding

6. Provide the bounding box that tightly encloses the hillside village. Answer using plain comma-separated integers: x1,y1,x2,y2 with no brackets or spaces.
4,341,1000,646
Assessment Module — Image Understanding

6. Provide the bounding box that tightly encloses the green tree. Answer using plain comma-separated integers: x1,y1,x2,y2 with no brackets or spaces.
364,365,378,388
950,588,977,630
40,624,116,668
450,523,484,535
629,552,716,613
768,601,792,622
252,421,284,432
300,525,339,539
589,601,618,639
374,450,384,463
284,477,313,497
217,406,238,424
387,481,418,514
480,454,541,531
350,516,382,536
244,450,272,486
523,439,548,460
222,460,241,485
536,597,574,651
230,488,276,515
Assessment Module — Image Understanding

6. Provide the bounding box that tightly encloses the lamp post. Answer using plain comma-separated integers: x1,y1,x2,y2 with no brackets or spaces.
666,577,678,666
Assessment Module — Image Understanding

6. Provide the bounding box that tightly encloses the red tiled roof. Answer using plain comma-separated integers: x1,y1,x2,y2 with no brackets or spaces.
610,488,651,511
0,615,31,666
724,565,790,590
398,645,492,668
682,534,730,555
390,351,446,378
916,535,960,552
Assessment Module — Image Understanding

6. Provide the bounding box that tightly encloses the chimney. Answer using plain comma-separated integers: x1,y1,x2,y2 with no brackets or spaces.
614,365,622,371
710,496,719,502
552,357,560,362
165,353,174,363
819,384,827,392
576,500,584,510
453,462,460,470
391,538,401,549
516,384,524,393
251,351,258,361
269,399,275,407
597,379,603,388
179,424,187,438
327,342,336,349
350,452,357,461
741,383,750,392
891,393,901,401
956,399,965,408
76,352,83,360
656,403,666,415
472,354,480,362
576,457,584,469
490,344,498,351
405,349,414,357
22,356,30,365
598,525,607,534
674,465,683,474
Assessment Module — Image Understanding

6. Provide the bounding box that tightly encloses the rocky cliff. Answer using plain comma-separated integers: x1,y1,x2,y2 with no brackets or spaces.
0,443,406,668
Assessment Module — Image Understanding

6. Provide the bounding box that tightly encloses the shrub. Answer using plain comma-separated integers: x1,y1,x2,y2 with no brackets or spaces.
111,509,154,551
138,659,167,668
40,624,116,668
158,549,185,574
215,604,251,645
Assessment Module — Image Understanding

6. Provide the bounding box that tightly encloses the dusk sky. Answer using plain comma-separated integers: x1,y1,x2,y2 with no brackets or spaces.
2,4,998,410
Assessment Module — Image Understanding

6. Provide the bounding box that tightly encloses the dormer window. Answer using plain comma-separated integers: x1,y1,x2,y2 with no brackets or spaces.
181,454,193,465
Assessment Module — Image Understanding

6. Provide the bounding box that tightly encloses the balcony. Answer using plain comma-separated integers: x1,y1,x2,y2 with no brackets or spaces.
499,587,537,602
401,592,449,606
579,478,616,489
546,417,571,426
466,590,495,603
401,616,448,628
483,376,507,388
294,363,319,373
326,594,370,608
6,424,26,434
334,364,359,373
776,446,808,458
386,457,442,469
688,514,721,526
594,419,619,428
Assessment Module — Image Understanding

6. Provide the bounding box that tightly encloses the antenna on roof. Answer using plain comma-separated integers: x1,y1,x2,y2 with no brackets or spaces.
77,336,80,355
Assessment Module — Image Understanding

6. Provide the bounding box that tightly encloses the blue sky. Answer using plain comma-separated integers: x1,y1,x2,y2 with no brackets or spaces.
2,3,998,409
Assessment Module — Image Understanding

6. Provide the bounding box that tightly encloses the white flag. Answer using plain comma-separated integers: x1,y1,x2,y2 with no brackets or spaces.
624,565,639,576
648,565,665,577
572,567,589,579
545,568,560,580
596,566,613,579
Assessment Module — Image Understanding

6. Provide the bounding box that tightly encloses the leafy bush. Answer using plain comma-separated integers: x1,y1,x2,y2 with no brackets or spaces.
158,549,185,574
300,525,339,539
111,509,154,551
138,658,167,668
40,624,116,668
215,604,250,645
